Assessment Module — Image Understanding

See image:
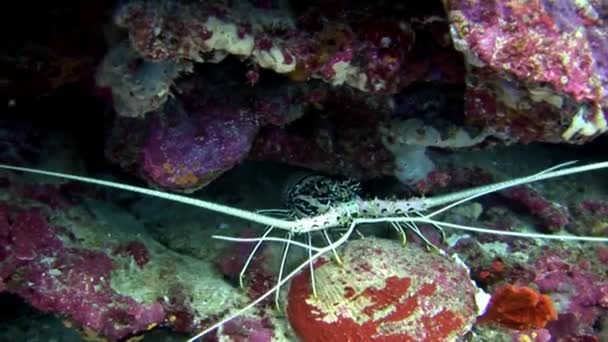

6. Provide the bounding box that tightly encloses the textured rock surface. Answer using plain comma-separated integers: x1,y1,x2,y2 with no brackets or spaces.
444,0,608,144
0,171,248,340
452,225,608,339
114,0,441,95
3,1,608,339
0,203,165,340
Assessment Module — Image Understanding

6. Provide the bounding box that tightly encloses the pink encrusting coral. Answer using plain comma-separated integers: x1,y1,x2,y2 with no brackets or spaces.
109,0,608,147
533,251,608,339
453,235,608,340
0,172,252,340
5,0,608,339
444,0,608,144
219,316,274,342
568,199,608,237
0,204,166,340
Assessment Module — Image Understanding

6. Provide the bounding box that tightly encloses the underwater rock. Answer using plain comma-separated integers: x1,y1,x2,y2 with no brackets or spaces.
1,1,108,99
286,237,486,341
249,86,396,178
458,240,608,340
568,199,608,237
0,205,166,340
0,172,247,339
115,0,296,73
113,0,448,94
104,72,314,190
533,250,608,339
250,124,395,180
112,241,151,268
100,0,608,190
96,43,191,118
218,316,274,342
0,123,44,166
140,100,258,192
500,185,570,233
444,0,608,144
215,229,275,304
379,118,491,185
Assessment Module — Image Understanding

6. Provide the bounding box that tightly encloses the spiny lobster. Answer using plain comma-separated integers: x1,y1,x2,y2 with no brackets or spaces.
1,161,608,341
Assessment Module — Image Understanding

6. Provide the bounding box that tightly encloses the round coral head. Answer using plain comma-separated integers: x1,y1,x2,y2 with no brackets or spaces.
287,238,481,341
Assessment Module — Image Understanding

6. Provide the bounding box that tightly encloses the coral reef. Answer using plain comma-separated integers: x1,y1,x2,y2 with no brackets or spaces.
2,0,608,340
93,0,608,191
569,199,608,237
113,0,438,95
534,250,608,339
380,118,490,185
215,229,275,303
218,316,274,342
453,229,608,340
500,185,570,233
96,43,192,118
98,0,469,189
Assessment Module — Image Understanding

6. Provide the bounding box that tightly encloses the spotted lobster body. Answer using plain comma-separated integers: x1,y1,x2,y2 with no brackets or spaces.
283,173,361,218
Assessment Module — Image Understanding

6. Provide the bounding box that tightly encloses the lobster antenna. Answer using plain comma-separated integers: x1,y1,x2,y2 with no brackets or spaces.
186,220,358,342
0,164,295,229
424,161,608,216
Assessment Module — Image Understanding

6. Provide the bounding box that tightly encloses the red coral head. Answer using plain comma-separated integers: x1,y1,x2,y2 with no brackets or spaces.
287,239,479,340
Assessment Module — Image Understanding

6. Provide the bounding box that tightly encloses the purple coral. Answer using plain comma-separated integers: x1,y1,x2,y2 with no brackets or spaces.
141,100,258,191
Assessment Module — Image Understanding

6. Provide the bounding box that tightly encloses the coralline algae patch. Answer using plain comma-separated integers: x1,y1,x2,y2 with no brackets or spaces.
286,238,484,341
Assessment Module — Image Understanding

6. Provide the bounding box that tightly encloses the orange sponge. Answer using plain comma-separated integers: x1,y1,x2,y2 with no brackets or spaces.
479,284,558,330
